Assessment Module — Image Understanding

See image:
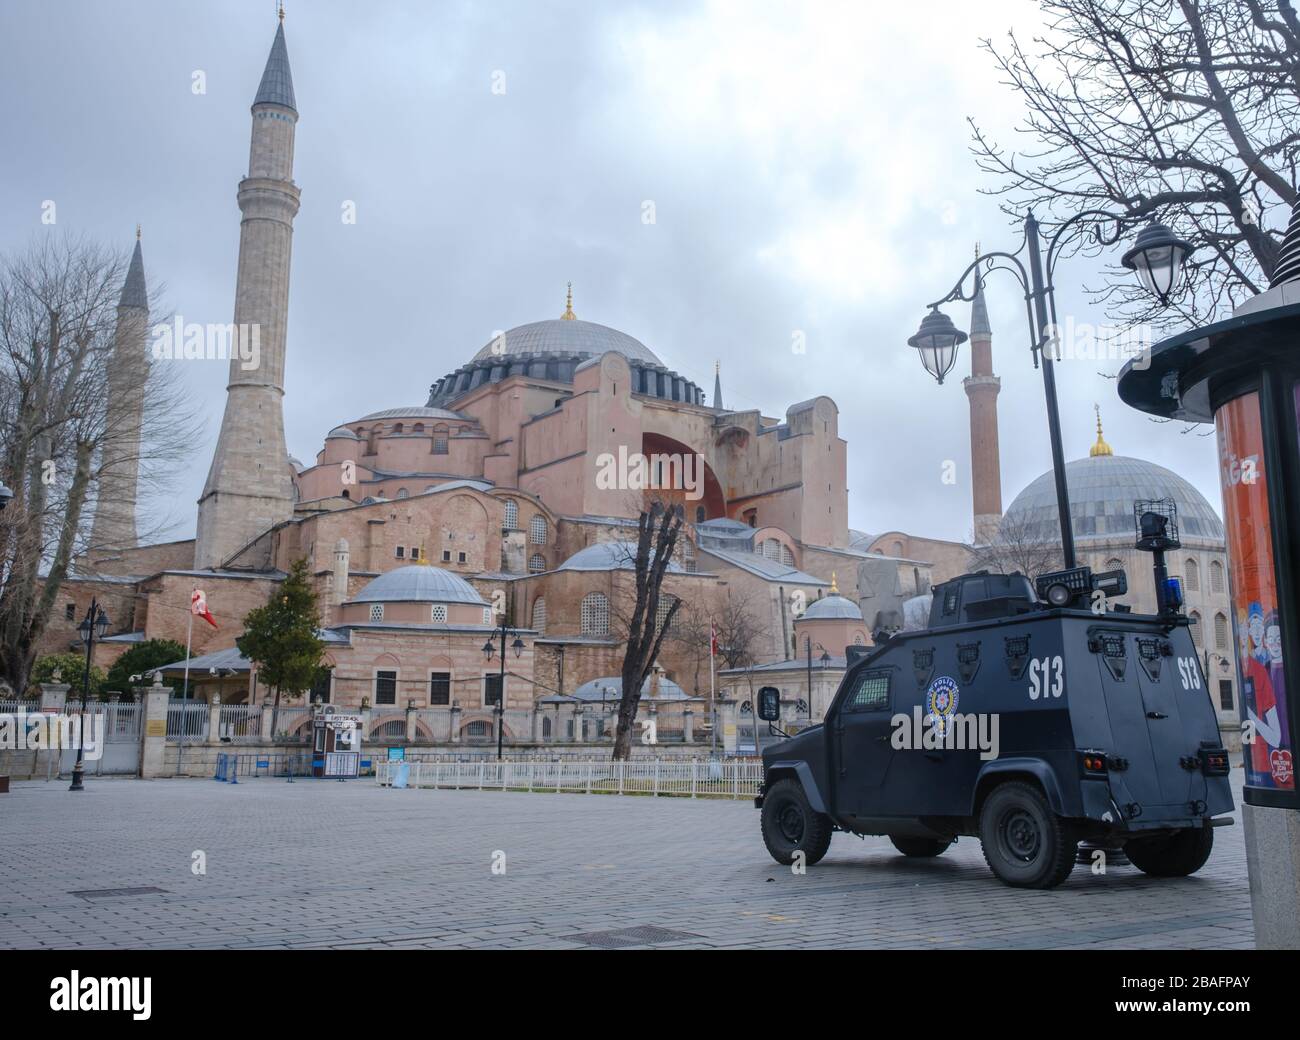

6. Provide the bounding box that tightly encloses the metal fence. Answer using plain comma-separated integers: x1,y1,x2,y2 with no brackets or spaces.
213,751,311,781
218,703,260,743
375,758,764,800
166,702,209,742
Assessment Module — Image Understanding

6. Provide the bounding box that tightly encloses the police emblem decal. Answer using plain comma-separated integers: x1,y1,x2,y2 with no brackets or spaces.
925,675,960,738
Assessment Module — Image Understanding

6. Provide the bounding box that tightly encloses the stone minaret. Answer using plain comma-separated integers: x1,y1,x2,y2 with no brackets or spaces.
713,361,724,411
963,273,1003,545
88,229,150,561
195,16,300,569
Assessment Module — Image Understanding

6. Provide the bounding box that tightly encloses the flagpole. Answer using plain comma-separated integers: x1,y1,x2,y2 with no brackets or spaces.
182,602,194,701
709,623,717,757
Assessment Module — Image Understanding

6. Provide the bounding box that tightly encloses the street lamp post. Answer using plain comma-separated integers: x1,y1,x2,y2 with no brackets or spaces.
69,598,110,792
482,616,525,762
910,211,1191,567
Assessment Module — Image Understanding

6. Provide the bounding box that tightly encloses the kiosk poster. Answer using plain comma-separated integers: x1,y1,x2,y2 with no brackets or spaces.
1216,392,1293,790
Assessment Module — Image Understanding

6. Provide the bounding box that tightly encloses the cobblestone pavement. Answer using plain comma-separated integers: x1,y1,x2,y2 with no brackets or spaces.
0,774,1253,950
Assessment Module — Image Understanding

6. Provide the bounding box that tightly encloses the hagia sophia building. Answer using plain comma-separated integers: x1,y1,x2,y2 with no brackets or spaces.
49,18,1241,744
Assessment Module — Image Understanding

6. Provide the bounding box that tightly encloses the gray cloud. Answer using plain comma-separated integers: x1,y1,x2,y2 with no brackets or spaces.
0,0,1225,545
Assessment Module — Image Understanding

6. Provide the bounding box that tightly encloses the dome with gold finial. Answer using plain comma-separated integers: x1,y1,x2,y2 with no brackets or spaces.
801,573,863,621
1003,410,1225,542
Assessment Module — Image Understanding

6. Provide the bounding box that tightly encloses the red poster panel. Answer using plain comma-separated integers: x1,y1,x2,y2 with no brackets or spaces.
1216,392,1293,790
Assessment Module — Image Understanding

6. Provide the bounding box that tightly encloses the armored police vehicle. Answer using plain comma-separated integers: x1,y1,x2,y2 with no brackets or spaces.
755,507,1234,889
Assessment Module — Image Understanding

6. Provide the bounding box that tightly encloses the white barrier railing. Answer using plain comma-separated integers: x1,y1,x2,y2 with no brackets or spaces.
375,758,763,800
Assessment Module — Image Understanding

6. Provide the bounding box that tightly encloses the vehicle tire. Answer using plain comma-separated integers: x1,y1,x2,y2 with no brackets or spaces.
1125,826,1214,877
761,779,833,866
890,836,953,858
978,781,1077,889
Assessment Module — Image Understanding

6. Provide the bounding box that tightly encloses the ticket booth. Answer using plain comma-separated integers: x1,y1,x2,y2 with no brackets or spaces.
311,708,362,779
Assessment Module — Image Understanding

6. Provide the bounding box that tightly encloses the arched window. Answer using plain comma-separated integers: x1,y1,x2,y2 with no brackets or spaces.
781,544,795,567
542,716,553,740
762,539,780,561
529,553,546,573
433,425,449,454
892,540,904,557
581,592,609,636
529,515,547,545
1185,558,1200,592
695,506,705,523
503,499,518,529
1210,560,1225,594
1215,612,1228,651
531,598,546,634
1190,609,1203,646
1105,557,1124,572
681,539,696,573
396,487,409,499
853,633,865,645
413,423,424,434
393,423,404,434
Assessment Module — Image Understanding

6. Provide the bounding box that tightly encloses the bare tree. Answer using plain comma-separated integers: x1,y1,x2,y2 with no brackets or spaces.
0,235,196,692
610,503,684,760
968,510,1065,582
974,0,1300,330
673,587,767,692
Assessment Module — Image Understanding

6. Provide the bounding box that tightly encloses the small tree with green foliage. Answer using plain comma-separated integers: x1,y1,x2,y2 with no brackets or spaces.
32,653,105,700
236,559,324,733
102,638,188,698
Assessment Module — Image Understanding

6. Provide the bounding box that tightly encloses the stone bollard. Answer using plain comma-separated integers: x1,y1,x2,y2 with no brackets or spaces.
208,694,222,745
449,703,461,744
405,703,417,743
138,674,170,778
683,708,694,744
260,700,274,741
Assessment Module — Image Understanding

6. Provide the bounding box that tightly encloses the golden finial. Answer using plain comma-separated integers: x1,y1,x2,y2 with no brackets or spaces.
830,571,839,594
136,223,142,240
278,3,285,23
419,539,431,565
715,360,720,375
561,282,576,320
1090,403,1113,457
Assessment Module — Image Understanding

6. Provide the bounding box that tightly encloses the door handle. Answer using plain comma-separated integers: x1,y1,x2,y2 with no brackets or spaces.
875,735,890,742
1146,711,1168,720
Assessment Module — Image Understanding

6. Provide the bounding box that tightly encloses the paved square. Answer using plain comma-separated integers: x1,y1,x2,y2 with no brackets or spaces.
0,774,1253,949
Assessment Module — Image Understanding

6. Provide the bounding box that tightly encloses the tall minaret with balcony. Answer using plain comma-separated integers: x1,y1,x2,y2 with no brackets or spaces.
88,228,150,561
963,268,1003,545
195,13,301,568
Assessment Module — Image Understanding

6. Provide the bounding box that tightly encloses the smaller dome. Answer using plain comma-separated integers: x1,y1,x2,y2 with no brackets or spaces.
573,675,688,701
350,565,486,606
558,541,684,573
326,426,359,440
801,594,863,621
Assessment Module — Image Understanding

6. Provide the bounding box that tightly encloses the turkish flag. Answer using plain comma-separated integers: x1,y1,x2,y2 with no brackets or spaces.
191,588,218,629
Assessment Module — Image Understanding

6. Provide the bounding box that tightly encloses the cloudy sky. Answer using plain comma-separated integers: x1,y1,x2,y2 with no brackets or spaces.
0,0,1226,544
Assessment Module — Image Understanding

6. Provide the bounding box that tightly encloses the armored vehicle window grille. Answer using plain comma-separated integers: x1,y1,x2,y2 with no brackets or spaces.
1137,638,1161,660
846,670,890,712
913,648,933,669
1101,633,1126,658
1005,635,1029,657
942,587,959,615
957,642,981,664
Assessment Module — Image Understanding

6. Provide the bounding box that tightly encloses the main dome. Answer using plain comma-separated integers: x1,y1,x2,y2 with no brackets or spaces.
471,319,662,366
1003,455,1224,544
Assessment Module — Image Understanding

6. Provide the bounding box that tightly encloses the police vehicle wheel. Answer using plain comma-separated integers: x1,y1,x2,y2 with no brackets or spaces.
889,836,953,858
761,779,832,866
1124,825,1213,877
978,781,1077,889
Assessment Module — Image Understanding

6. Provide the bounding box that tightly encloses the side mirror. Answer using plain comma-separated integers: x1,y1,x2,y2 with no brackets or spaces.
757,686,781,722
